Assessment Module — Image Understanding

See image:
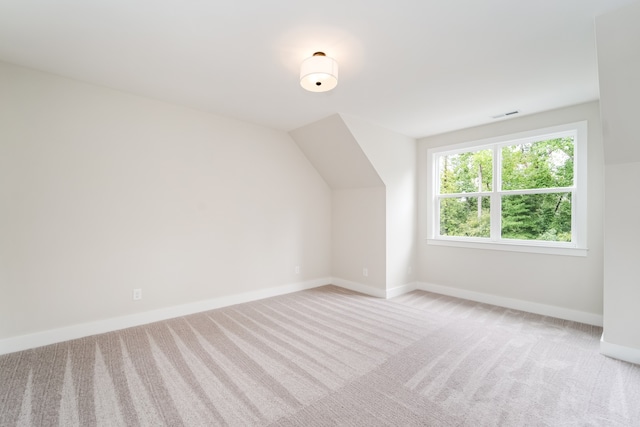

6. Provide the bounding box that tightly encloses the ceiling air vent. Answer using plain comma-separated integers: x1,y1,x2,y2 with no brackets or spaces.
491,110,519,119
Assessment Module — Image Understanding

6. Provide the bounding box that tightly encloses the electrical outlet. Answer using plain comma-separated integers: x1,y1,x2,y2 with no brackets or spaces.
363,267,368,277
133,288,142,301
294,266,300,274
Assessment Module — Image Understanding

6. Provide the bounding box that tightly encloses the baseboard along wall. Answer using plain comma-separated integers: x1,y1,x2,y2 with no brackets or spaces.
0,277,330,356
0,277,612,356
600,335,640,365
417,282,603,327
330,278,387,298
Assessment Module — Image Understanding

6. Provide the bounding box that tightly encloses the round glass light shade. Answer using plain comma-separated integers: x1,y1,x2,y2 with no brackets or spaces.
300,53,338,92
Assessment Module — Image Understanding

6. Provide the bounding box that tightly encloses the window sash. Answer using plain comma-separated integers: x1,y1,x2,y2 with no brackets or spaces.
435,192,575,239
428,121,586,254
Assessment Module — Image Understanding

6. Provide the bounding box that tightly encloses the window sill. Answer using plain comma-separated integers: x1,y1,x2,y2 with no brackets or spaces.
426,238,588,257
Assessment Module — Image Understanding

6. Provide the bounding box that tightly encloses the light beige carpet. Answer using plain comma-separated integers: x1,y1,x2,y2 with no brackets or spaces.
1,285,639,426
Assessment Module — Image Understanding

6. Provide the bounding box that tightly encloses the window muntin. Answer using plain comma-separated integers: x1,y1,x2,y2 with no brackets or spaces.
428,122,587,255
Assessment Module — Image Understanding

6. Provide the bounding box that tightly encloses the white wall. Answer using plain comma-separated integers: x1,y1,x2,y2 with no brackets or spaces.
596,1,640,360
331,187,386,292
417,102,604,318
603,163,640,348
289,115,389,295
290,114,417,295
0,61,332,340
342,116,417,291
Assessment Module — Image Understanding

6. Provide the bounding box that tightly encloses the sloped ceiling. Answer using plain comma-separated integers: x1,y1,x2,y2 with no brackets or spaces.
289,115,383,189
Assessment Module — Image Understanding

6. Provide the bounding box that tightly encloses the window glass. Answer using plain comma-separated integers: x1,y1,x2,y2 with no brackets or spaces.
440,197,491,238
439,149,492,194
501,193,572,242
501,137,574,191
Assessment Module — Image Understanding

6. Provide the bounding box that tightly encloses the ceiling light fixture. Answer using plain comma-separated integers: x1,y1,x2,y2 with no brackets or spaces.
300,52,338,93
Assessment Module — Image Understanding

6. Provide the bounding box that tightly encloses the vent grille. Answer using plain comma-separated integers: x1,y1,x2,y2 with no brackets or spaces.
491,110,519,119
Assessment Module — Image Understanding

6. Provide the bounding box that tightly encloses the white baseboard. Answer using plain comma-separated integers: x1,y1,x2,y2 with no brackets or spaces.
386,282,417,299
4,278,601,356
330,278,416,299
417,282,603,326
600,335,640,365
330,278,387,298
0,277,332,356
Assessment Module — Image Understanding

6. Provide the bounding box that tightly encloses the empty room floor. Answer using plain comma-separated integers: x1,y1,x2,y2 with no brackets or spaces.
1,286,639,426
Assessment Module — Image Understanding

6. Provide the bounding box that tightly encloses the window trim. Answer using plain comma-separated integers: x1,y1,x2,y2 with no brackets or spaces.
426,121,588,257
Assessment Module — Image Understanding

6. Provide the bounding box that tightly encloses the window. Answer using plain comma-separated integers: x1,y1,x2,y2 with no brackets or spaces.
427,121,587,256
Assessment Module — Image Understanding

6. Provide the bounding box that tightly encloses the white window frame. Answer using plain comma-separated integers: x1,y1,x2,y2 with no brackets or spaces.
426,121,587,256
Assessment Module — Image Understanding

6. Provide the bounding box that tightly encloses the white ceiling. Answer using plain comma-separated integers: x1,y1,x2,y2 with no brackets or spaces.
0,0,634,138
